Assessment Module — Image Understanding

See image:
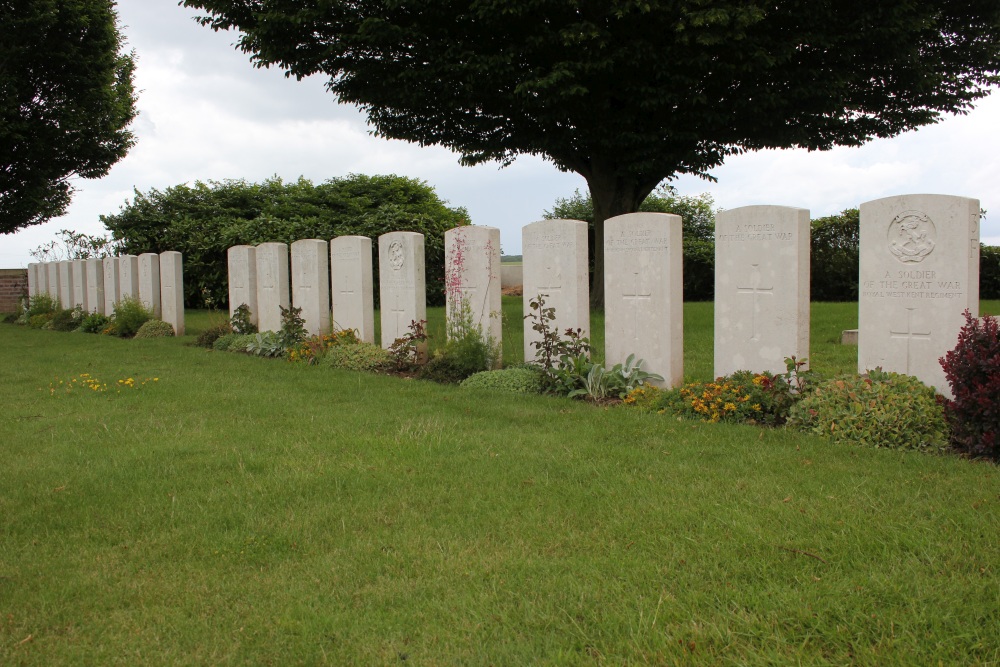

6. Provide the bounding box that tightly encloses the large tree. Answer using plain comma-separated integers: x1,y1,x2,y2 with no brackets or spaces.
0,0,137,234
182,0,1000,307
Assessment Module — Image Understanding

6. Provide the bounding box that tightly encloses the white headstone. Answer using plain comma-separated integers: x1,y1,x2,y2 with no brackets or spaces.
521,219,590,363
378,232,426,349
445,226,501,363
714,205,810,377
160,251,184,336
46,262,60,303
27,263,38,298
255,242,290,333
59,260,74,308
103,257,120,314
138,253,161,317
227,245,258,325
85,258,105,314
72,259,87,310
291,239,330,336
330,236,375,343
859,194,980,395
604,213,683,387
119,255,140,302
36,263,48,298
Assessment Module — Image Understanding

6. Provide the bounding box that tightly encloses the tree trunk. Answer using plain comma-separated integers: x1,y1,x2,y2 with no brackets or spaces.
584,169,661,310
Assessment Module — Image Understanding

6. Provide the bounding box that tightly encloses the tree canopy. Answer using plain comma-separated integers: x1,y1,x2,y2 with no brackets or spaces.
0,0,137,234
182,0,1000,306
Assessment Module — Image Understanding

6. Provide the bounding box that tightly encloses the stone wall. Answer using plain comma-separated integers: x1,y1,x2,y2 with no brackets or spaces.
0,269,28,313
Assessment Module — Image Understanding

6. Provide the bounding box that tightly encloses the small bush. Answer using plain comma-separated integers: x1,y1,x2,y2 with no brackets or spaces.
213,332,257,352
648,370,796,425
49,308,83,332
940,310,1000,460
321,343,393,373
108,296,153,338
461,367,544,394
278,305,307,349
2,312,19,324
134,319,175,339
196,321,233,348
245,331,285,358
230,303,257,335
79,312,110,334
787,372,949,452
288,329,361,364
28,313,54,329
26,294,59,317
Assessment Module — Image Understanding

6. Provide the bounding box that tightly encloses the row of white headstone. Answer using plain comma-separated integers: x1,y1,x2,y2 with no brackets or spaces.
224,193,977,396
25,253,186,336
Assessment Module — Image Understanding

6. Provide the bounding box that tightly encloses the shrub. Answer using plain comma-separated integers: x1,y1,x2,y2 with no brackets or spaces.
196,321,233,348
49,307,84,332
288,329,360,364
212,332,257,352
79,312,110,333
277,305,307,350
245,331,285,358
28,313,54,329
649,370,796,425
810,208,859,301
100,174,467,309
134,319,175,339
26,294,59,317
787,372,949,452
108,296,153,338
461,367,544,394
980,244,1000,300
940,311,1000,460
322,342,393,373
230,303,257,334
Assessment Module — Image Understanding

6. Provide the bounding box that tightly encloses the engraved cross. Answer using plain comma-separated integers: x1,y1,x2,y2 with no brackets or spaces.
390,292,408,339
622,271,652,341
890,307,931,374
736,264,774,341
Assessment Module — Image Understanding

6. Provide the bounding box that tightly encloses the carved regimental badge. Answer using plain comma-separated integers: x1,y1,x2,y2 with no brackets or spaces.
388,240,405,270
887,210,936,263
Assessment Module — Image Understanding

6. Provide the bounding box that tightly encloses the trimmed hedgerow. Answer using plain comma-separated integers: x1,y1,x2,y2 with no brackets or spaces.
787,371,949,453
940,310,1000,460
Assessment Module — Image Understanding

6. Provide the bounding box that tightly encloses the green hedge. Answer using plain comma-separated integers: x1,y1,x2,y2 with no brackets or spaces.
100,175,468,309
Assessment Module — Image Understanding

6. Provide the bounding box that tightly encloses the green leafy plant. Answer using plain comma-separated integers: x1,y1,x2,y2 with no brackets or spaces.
196,320,233,348
107,296,153,338
460,367,545,394
49,307,84,332
277,305,307,350
637,370,798,425
388,319,429,371
78,312,110,334
212,332,257,352
245,331,285,358
288,329,360,364
229,303,258,335
567,354,665,401
134,319,175,339
787,371,949,452
28,313,54,329
25,294,59,318
321,342,393,373
939,310,1000,460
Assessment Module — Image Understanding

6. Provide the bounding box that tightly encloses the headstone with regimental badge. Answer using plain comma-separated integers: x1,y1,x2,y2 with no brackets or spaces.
103,257,120,313
291,239,330,336
160,251,184,336
138,253,161,318
445,226,501,364
227,245,258,326
330,236,375,343
859,194,980,395
85,258,105,314
378,232,426,349
255,242,290,333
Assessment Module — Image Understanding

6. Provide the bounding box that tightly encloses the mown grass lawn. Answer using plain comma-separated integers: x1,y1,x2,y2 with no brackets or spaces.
1,301,998,665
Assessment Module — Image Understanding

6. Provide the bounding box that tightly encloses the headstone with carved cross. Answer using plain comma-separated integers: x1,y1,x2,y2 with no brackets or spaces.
330,236,375,343
227,245,258,326
138,253,161,318
714,205,810,377
119,255,140,303
72,259,88,312
444,226,502,365
160,251,185,336
378,232,426,349
522,219,589,363
255,242,291,333
59,260,75,309
859,194,980,396
291,239,331,336
103,257,119,313
85,258,105,314
604,212,683,388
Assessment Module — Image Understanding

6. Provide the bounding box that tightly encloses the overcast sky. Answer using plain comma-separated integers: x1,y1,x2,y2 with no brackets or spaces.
4,0,1000,267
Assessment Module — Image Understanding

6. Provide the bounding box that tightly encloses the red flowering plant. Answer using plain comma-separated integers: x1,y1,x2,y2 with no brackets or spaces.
940,310,1000,460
